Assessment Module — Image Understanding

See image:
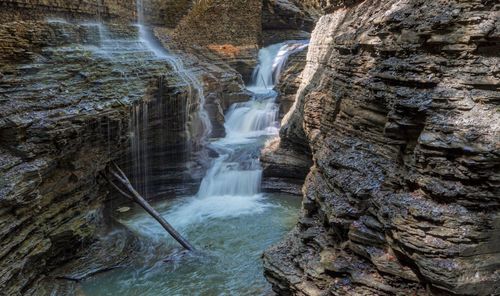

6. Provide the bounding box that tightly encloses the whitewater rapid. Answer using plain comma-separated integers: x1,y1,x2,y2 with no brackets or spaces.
164,40,310,224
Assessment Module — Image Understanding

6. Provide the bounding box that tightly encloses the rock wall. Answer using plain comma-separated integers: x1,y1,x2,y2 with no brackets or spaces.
0,0,136,22
264,0,500,295
0,20,198,294
142,0,193,28
173,0,261,47
262,0,319,32
172,0,262,81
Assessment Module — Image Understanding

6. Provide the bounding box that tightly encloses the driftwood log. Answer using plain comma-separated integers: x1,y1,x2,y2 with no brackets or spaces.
104,162,195,251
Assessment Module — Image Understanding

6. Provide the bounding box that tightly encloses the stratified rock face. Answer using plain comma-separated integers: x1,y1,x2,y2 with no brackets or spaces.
173,0,263,81
262,0,319,32
142,0,193,28
0,0,136,22
264,0,500,295
0,20,197,294
173,0,261,47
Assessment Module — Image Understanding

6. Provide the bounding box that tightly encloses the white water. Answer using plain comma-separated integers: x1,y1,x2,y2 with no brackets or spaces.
247,40,309,93
168,40,310,225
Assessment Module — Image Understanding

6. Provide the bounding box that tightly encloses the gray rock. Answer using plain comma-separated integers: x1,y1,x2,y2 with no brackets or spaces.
264,0,500,295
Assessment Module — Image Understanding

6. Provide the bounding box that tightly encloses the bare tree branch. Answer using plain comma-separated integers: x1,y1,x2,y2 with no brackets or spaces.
103,162,195,251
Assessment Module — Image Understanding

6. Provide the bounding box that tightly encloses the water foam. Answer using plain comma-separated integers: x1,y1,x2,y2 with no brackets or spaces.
170,40,311,223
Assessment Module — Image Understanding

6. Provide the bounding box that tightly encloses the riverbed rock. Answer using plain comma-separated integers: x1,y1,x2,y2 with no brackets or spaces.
263,0,500,295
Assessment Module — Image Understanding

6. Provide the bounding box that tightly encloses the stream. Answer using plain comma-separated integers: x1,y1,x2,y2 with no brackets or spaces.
80,40,309,295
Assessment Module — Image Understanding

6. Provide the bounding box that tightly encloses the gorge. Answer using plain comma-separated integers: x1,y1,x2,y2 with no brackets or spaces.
1,0,499,296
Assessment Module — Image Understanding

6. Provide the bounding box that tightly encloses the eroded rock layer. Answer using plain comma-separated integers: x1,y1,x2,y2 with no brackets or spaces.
0,20,200,294
0,0,136,22
172,0,263,81
264,0,500,295
142,0,193,28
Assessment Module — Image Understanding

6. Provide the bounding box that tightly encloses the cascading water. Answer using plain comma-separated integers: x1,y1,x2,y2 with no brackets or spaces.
190,40,310,215
82,40,309,295
248,40,309,93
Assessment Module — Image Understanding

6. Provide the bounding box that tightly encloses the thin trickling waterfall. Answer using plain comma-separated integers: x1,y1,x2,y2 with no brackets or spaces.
119,0,213,197
136,0,144,25
130,103,150,198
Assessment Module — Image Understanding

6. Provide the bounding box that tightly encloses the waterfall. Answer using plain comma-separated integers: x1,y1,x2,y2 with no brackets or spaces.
136,0,144,25
247,40,309,94
135,0,212,143
197,156,262,198
222,40,310,142
130,103,150,198
198,40,310,198
165,40,309,223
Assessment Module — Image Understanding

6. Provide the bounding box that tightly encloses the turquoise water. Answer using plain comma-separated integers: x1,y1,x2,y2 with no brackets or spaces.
81,193,300,296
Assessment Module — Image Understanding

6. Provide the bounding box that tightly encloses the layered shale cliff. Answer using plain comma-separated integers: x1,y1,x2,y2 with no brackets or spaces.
171,0,263,81
264,0,500,295
0,20,198,294
0,0,136,22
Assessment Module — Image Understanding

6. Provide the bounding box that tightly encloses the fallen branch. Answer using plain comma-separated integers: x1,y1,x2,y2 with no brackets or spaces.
104,162,195,251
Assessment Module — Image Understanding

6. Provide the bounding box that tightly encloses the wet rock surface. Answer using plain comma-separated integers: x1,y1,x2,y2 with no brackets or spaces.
0,0,136,22
264,0,500,295
261,137,312,196
0,20,207,295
